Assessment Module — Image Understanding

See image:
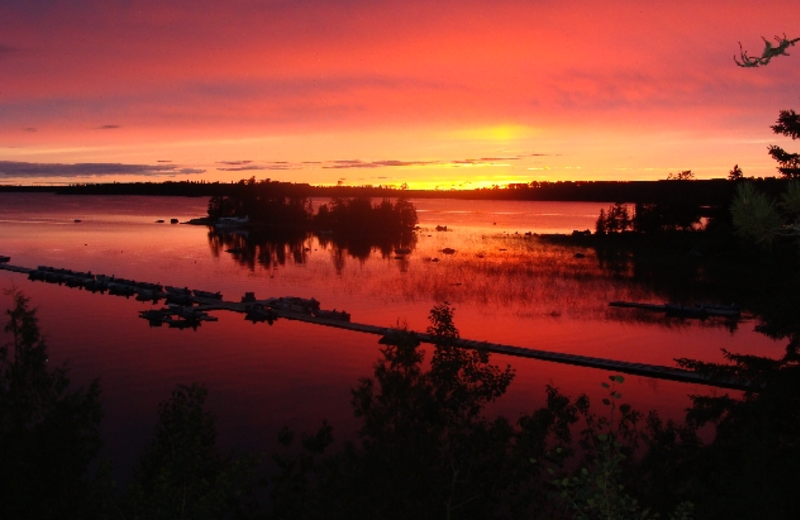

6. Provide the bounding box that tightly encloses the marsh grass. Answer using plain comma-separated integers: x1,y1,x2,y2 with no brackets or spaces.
369,234,657,320
211,228,738,329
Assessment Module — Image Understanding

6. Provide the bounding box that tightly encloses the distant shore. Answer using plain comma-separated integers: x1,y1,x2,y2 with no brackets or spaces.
0,177,792,205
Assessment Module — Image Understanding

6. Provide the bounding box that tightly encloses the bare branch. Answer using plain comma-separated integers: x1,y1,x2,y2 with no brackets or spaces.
735,33,800,67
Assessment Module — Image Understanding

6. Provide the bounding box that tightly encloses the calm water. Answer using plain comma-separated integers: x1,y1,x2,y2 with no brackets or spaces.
0,193,780,479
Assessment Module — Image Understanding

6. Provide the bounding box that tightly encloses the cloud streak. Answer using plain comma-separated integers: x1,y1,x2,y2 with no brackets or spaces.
208,154,539,174
323,159,438,169
322,156,526,169
0,161,205,178
216,160,300,172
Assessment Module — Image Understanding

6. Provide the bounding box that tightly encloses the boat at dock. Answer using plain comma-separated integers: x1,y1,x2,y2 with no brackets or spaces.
214,215,250,228
313,309,351,322
244,304,278,324
193,289,223,300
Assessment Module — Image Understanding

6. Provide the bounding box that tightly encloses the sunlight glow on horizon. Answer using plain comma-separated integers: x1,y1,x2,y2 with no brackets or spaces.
449,125,537,142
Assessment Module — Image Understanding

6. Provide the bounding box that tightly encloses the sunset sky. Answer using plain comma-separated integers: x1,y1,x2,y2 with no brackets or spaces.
2,0,799,188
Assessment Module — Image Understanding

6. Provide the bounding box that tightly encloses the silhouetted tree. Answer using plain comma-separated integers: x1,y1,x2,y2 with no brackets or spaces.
672,347,800,519
596,203,633,234
0,289,103,520
667,170,695,181
270,305,526,519
269,306,715,518
730,181,800,248
728,164,744,181
313,197,417,236
122,383,258,520
595,208,608,234
769,110,800,179
206,195,240,219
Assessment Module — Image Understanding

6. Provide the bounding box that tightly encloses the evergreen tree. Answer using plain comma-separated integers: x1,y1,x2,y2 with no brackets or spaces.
122,383,259,520
728,164,744,181
0,289,103,520
769,110,800,179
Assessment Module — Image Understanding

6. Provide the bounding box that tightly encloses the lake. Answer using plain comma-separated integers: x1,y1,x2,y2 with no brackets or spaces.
0,193,780,481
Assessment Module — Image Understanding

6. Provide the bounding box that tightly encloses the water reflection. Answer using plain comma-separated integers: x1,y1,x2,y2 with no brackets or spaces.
203,224,772,335
605,306,741,333
593,241,711,303
207,226,417,273
208,227,311,270
587,235,799,344
318,231,417,274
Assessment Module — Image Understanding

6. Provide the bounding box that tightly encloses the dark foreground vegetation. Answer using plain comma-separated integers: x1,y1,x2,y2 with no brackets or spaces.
3,264,799,519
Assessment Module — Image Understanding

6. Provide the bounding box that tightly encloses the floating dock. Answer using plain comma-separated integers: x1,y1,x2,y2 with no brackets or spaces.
0,260,750,390
610,300,741,319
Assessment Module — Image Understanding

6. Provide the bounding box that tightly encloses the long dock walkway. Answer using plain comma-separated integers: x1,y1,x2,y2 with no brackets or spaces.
0,261,749,390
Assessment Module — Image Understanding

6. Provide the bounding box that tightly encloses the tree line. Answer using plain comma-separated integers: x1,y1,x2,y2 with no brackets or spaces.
0,178,750,205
